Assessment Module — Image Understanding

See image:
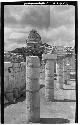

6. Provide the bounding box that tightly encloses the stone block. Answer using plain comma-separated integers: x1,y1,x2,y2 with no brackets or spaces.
45,88,54,101
42,54,57,60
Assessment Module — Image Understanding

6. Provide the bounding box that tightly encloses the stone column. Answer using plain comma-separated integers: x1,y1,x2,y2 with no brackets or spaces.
66,58,70,82
57,60,64,89
55,62,59,89
67,64,70,81
63,58,69,85
63,59,67,84
42,54,57,101
26,56,40,123
54,62,56,73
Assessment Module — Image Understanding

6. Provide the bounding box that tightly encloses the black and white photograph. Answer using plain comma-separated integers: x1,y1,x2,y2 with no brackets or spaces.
2,1,78,124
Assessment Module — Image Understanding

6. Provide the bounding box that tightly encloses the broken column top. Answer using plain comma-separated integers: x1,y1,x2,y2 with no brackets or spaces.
42,54,57,60
26,56,40,67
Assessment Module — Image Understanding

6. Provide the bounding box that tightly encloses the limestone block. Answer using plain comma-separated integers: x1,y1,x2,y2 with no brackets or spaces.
57,61,64,89
44,59,55,101
42,54,57,60
26,108,40,123
26,91,40,108
13,88,19,99
26,78,40,91
45,77,54,89
45,70,54,77
45,88,54,101
4,62,13,92
45,60,54,70
26,56,40,68
26,67,40,79
5,92,14,102
5,80,14,93
4,62,26,101
4,76,9,92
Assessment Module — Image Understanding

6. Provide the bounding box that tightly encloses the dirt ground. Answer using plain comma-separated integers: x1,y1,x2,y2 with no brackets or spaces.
4,81,76,124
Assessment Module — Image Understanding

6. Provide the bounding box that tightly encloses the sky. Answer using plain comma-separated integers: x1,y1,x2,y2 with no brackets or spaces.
4,5,75,51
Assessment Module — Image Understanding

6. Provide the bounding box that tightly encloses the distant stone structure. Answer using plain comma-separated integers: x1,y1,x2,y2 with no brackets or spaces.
26,29,42,50
26,29,44,61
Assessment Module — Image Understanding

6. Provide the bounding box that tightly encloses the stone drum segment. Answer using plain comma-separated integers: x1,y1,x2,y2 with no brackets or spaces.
26,56,40,123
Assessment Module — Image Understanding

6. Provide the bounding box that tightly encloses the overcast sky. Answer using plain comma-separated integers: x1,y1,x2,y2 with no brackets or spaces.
4,5,75,51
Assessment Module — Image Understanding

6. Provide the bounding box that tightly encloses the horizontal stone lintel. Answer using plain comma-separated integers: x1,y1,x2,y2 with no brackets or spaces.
42,54,57,60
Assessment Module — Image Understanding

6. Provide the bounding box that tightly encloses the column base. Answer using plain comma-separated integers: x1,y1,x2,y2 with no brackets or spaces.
26,108,40,123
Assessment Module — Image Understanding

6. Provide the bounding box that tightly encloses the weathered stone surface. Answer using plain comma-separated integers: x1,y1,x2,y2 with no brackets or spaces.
4,62,26,93
42,54,57,60
5,92,14,102
45,88,54,101
26,78,40,91
57,61,64,89
45,77,54,89
26,107,40,123
26,56,40,123
44,59,55,101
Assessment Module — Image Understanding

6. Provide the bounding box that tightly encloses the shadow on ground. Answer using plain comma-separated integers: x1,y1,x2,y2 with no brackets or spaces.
4,84,45,108
52,99,76,102
4,94,26,108
40,118,70,124
63,88,75,90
